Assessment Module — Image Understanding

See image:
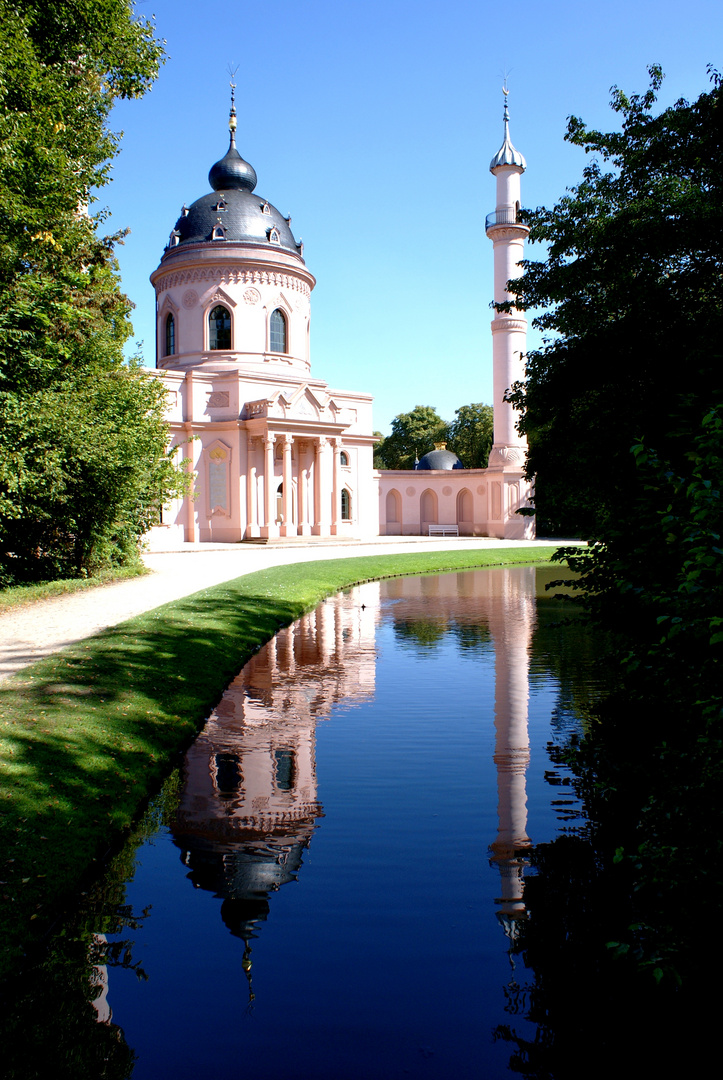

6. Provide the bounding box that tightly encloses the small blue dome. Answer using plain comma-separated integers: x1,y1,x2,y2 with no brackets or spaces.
416,448,464,471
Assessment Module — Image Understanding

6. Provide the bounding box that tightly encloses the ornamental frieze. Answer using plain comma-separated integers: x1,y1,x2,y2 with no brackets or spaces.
155,267,311,297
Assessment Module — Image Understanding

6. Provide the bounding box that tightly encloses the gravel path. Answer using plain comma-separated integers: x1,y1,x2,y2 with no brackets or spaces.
0,537,562,681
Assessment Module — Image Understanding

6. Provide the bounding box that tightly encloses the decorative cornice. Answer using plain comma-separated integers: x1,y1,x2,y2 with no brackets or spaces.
155,266,311,297
488,445,525,467
490,317,527,334
487,224,529,241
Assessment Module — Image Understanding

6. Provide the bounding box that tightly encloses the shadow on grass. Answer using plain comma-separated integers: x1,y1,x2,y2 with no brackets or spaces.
0,586,306,975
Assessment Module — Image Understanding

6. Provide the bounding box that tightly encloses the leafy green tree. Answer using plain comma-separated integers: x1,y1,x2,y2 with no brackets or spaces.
0,2,185,584
508,65,723,538
375,405,448,470
447,402,493,468
507,68,723,982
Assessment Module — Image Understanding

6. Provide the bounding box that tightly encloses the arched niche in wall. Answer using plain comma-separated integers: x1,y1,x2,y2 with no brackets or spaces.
420,489,438,529
456,488,474,524
386,488,401,524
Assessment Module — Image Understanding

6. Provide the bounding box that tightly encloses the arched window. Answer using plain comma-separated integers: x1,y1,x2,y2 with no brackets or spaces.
164,312,175,356
339,451,349,466
270,308,287,353
341,488,352,520
209,305,231,351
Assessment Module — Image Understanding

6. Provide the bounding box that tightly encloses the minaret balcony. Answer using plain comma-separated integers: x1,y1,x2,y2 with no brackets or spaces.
485,208,529,234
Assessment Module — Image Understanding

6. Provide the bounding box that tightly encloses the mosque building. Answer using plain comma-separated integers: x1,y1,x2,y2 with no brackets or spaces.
150,88,533,543
151,84,378,543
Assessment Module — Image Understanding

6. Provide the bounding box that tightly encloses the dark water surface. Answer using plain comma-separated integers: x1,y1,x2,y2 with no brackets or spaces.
7,566,597,1079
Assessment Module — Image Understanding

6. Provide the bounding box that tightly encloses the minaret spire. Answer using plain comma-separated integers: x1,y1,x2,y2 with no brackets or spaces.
490,81,527,172
208,70,258,192
228,66,239,149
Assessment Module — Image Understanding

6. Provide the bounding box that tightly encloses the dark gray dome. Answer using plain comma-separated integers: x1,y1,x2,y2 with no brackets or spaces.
416,448,465,470
168,187,300,254
163,121,302,258
209,143,258,192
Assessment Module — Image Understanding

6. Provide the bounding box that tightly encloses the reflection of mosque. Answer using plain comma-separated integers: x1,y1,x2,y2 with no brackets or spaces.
169,568,535,1000
169,584,378,997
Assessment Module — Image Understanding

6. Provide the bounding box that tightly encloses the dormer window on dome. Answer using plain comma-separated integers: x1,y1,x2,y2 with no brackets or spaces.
212,222,227,240
213,197,228,211
262,201,271,215
268,226,281,244
168,229,181,248
209,305,231,350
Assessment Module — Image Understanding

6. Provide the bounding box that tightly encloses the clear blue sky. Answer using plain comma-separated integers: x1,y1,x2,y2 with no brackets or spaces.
105,0,721,433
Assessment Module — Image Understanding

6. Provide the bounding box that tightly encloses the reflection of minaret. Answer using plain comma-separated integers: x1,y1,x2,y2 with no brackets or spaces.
487,566,536,943
169,583,379,1001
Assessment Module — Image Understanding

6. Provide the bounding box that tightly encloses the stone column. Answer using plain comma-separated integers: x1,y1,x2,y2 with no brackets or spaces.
245,435,259,538
298,441,310,536
263,434,278,538
312,437,329,535
331,439,341,536
182,420,197,542
281,435,294,536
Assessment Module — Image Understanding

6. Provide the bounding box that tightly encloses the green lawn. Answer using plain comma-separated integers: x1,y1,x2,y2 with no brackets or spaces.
0,564,148,613
0,547,557,978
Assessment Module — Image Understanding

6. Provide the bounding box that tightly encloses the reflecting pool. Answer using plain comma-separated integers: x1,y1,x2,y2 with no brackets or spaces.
7,565,596,1079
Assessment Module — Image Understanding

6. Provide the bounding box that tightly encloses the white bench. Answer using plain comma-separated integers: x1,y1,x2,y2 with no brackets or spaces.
427,524,459,537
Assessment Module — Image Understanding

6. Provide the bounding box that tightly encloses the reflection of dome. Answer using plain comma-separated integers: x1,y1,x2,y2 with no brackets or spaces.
416,448,464,470
174,834,311,941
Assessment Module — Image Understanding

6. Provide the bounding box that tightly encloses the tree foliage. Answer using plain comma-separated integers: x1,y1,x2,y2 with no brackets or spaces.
446,402,493,468
508,65,723,537
375,402,493,469
508,68,723,983
374,405,448,470
0,2,184,584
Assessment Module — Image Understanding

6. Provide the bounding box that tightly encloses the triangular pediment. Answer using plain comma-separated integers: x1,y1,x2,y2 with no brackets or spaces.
206,284,237,309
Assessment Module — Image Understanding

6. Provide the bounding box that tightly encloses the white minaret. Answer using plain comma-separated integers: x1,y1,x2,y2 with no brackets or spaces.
485,87,535,539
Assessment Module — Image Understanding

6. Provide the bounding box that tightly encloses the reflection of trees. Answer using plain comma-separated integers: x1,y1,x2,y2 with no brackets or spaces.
393,619,491,652
491,827,709,1078
393,619,448,648
0,778,183,1080
492,576,712,1076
